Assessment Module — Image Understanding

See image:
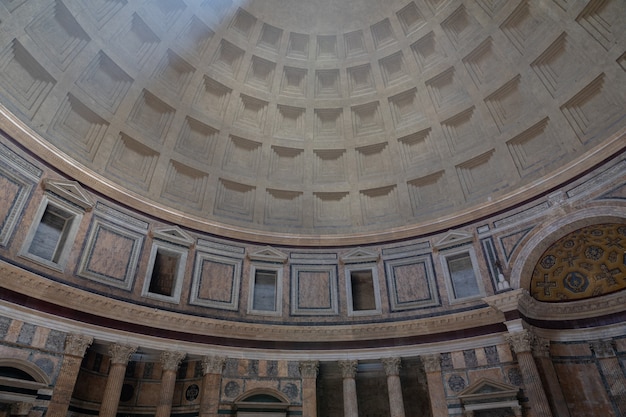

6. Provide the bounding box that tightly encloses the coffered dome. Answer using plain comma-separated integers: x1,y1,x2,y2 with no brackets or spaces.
0,0,624,244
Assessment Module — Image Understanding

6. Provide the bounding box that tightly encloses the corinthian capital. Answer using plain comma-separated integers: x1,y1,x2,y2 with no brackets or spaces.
505,330,533,353
421,353,441,373
64,333,93,356
299,360,319,379
338,360,358,379
590,339,615,358
381,357,401,376
108,344,138,365
160,350,186,371
202,355,226,375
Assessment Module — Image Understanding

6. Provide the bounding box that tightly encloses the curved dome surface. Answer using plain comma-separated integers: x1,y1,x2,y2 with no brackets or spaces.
0,0,624,244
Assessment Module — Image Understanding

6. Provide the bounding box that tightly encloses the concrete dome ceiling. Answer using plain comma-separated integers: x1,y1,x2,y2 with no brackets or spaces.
0,0,624,243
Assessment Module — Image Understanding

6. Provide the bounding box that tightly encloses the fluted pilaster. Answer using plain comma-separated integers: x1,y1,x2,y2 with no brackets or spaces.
421,353,447,417
199,356,226,417
532,336,571,417
506,330,552,417
47,334,93,417
590,339,626,415
300,361,319,417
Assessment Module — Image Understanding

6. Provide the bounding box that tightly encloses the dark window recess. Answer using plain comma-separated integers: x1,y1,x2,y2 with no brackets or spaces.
93,353,103,372
148,250,179,296
253,270,277,311
350,270,376,311
28,204,73,262
447,252,480,298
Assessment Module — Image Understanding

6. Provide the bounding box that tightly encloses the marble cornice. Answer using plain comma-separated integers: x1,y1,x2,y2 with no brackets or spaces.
0,260,500,344
519,289,626,321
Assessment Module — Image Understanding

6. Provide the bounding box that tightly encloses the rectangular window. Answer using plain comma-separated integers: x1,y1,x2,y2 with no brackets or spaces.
253,270,277,311
148,249,180,296
28,204,74,262
345,264,381,316
440,247,485,303
141,241,188,303
20,196,83,271
350,270,376,311
248,264,283,316
447,253,480,299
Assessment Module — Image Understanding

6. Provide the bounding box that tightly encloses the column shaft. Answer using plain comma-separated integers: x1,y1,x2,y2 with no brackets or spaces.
155,369,178,417
382,357,405,417
338,360,358,417
99,344,137,417
155,351,186,417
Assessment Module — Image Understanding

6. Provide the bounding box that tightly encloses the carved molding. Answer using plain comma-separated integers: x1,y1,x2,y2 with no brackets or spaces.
202,355,226,375
64,333,93,356
0,260,502,344
519,288,626,321
108,344,138,365
338,360,358,378
381,357,401,376
299,360,319,378
160,350,186,371
483,288,525,314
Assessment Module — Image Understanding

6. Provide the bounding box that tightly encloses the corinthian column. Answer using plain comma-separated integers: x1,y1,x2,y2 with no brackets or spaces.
382,357,405,417
99,344,137,417
199,356,226,417
47,334,93,417
155,351,186,417
505,330,552,417
532,337,571,417
590,339,626,415
338,360,359,417
422,354,447,417
300,361,319,417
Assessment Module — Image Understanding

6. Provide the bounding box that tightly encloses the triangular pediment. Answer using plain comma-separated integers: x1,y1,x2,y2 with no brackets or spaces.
152,226,195,247
434,230,473,249
248,246,288,263
43,179,95,211
341,247,379,264
457,377,519,401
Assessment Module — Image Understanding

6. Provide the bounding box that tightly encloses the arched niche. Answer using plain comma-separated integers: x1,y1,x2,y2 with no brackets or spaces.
233,388,290,417
509,207,626,291
0,359,50,407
